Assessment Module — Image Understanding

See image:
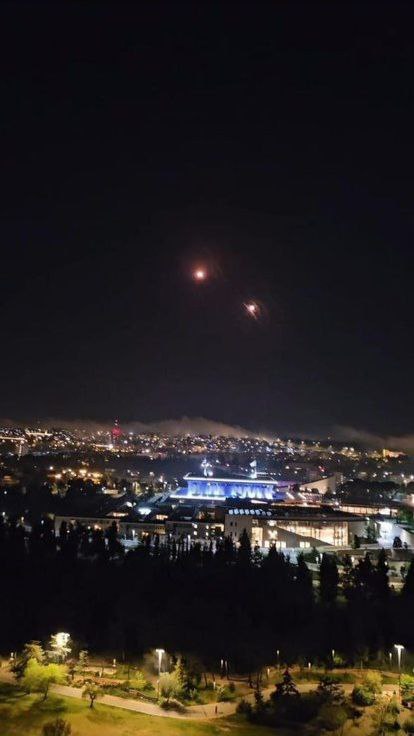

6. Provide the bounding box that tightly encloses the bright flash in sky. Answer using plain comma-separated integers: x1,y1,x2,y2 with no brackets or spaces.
245,301,259,317
193,268,207,281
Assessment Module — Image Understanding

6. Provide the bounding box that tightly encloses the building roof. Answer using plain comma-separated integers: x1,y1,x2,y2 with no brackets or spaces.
226,505,361,522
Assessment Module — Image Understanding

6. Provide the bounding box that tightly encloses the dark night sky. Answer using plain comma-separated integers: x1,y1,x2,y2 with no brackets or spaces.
1,2,414,436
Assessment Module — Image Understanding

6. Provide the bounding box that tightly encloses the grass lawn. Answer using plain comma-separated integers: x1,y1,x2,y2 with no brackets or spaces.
0,685,283,736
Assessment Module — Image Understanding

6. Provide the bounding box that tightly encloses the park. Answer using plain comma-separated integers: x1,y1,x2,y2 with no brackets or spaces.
3,635,414,736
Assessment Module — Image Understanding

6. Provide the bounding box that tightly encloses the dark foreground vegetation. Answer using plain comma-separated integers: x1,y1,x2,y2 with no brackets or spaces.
2,517,414,674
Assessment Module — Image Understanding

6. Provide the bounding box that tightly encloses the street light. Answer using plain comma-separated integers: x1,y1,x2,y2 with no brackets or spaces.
394,644,405,699
155,648,165,677
155,649,165,698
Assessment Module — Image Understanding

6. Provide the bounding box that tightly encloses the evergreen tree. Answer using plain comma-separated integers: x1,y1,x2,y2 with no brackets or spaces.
272,669,300,699
296,553,314,608
402,559,414,598
237,529,252,567
12,641,45,679
320,553,339,604
374,549,390,601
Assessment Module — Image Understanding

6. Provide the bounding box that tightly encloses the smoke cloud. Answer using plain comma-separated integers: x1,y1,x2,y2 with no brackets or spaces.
334,425,414,453
0,415,258,438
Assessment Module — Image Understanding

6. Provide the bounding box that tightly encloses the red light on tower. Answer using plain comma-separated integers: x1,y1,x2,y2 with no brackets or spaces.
111,419,122,445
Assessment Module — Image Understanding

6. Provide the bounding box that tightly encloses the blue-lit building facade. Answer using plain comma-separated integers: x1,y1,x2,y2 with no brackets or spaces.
171,471,290,502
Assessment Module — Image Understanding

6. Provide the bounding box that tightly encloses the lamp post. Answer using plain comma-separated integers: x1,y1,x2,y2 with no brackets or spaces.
394,644,404,699
276,650,280,670
155,648,165,696
155,648,165,676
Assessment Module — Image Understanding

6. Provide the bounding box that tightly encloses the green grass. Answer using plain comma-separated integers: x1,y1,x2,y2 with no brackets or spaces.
0,686,283,736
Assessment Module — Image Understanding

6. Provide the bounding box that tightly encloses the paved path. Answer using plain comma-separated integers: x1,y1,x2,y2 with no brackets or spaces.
52,681,398,721
52,683,244,719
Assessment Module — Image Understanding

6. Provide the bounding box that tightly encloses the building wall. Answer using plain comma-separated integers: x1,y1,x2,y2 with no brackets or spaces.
299,474,340,495
224,513,352,549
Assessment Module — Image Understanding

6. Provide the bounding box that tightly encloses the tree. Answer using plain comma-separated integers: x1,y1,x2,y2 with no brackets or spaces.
404,716,414,734
237,529,252,567
42,719,72,736
272,669,300,699
352,685,376,706
78,650,89,669
365,520,378,543
403,560,414,598
363,671,383,694
296,553,314,607
318,703,348,733
173,658,191,697
401,674,414,699
49,633,71,662
159,671,182,702
374,549,390,601
106,521,124,557
12,641,45,680
317,675,345,703
319,554,339,605
22,659,67,701
159,672,177,701
371,696,400,736
82,682,102,709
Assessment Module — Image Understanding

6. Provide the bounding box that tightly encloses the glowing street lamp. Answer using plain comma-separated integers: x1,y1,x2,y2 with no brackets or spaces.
155,648,165,677
50,632,71,662
394,644,405,698
155,648,165,698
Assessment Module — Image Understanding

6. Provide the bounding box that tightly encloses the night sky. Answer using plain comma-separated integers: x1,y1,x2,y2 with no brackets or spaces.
1,3,414,437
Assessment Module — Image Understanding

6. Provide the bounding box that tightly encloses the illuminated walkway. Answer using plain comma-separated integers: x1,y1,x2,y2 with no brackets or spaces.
52,681,398,720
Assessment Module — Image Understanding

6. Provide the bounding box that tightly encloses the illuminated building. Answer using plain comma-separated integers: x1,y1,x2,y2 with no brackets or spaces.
171,465,290,502
225,506,362,549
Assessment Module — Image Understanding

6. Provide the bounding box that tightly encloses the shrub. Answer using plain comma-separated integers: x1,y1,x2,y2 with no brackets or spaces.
363,672,382,694
352,685,376,706
316,674,345,703
404,716,414,734
159,697,186,713
388,697,400,715
128,670,149,691
272,693,320,724
216,685,234,702
402,675,414,697
42,719,71,736
318,703,348,733
236,698,253,717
